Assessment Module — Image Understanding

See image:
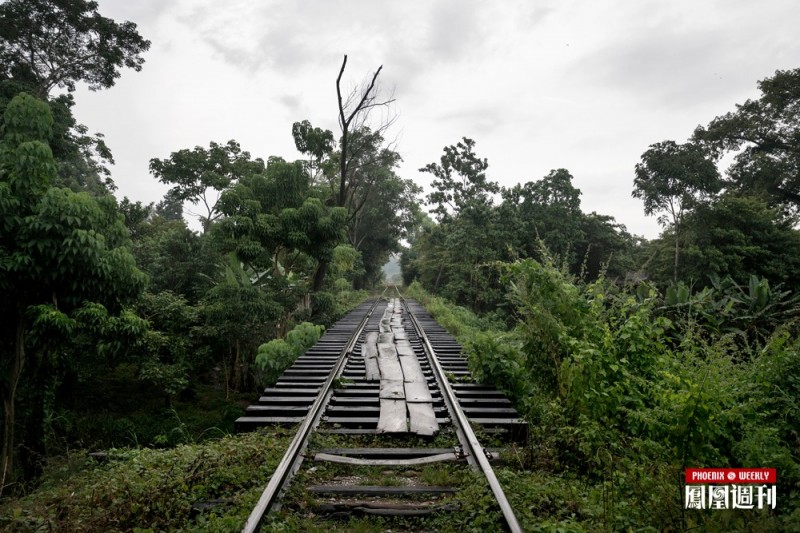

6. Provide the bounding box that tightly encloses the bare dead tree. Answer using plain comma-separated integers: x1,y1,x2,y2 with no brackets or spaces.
311,55,397,293
335,54,397,209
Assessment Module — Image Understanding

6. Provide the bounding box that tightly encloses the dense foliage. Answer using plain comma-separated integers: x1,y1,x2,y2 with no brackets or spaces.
0,92,146,490
403,139,637,313
407,271,800,531
694,67,800,213
0,0,412,503
0,0,150,97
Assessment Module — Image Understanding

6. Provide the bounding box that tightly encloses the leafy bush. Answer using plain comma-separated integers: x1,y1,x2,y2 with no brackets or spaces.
255,322,324,386
309,291,336,326
465,331,532,403
501,258,591,395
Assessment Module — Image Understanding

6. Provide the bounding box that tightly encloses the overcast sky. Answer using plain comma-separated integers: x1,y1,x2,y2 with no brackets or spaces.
69,0,800,239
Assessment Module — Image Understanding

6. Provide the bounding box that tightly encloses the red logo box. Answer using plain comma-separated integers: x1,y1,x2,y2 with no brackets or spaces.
685,468,776,484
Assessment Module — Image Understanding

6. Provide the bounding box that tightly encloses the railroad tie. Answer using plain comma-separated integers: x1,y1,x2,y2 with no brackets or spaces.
362,332,380,381
375,298,439,436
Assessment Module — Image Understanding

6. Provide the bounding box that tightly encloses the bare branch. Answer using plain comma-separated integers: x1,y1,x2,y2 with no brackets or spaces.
335,55,396,209
336,55,348,136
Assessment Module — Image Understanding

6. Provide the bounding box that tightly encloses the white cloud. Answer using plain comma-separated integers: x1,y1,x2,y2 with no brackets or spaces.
69,0,800,238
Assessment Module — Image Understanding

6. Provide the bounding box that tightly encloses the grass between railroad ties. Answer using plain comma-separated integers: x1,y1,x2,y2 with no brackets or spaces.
0,426,571,532
272,461,500,532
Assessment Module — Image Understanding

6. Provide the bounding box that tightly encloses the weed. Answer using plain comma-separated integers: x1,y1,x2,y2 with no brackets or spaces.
331,376,353,389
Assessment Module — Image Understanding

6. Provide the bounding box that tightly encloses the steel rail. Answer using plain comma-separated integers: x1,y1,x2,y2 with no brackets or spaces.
242,291,386,533
400,298,523,533
390,283,403,299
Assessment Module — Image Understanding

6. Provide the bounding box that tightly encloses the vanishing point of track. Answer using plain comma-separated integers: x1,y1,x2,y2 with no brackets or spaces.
237,289,526,532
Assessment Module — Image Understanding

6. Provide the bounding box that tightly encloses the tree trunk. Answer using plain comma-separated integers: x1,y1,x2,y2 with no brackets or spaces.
1,395,14,496
312,260,329,293
232,340,242,393
337,55,350,208
335,54,386,213
1,316,26,496
434,263,444,290
222,353,230,401
673,227,680,282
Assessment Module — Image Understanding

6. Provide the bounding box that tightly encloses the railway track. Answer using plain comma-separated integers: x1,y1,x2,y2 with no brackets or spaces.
236,292,527,531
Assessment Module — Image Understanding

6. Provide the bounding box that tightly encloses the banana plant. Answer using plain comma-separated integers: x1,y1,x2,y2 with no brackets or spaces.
659,275,800,347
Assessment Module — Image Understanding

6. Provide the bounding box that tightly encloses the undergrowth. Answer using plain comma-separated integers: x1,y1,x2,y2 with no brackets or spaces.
0,429,294,532
47,364,249,451
406,264,800,531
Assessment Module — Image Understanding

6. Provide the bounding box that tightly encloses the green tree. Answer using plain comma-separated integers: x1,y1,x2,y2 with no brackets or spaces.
523,168,582,211
400,211,435,286
149,140,265,233
409,138,506,310
406,154,637,313
134,291,200,406
694,68,800,212
349,185,420,289
679,193,800,289
216,157,346,290
201,255,282,394
633,140,721,281
0,0,150,196
292,120,414,292
422,137,499,220
20,300,146,474
575,212,637,281
505,169,585,268
212,156,347,382
154,189,184,221
337,128,401,228
118,196,154,239
292,119,334,185
0,0,152,195
1,80,115,194
497,169,635,281
0,93,146,492
0,0,150,98
340,130,420,287
129,215,216,304
291,57,405,292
